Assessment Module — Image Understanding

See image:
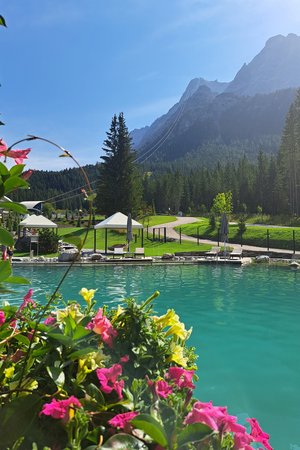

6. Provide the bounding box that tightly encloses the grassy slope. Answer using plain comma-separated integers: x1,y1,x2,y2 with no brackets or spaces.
177,218,300,251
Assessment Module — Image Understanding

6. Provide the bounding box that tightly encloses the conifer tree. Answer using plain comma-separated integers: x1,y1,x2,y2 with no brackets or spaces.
96,113,142,216
278,90,300,215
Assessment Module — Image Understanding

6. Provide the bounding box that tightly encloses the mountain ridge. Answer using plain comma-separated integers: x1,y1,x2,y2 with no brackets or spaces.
132,33,300,164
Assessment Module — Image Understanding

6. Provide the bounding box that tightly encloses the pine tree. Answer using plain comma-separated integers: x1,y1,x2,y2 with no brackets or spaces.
278,90,300,215
96,113,142,216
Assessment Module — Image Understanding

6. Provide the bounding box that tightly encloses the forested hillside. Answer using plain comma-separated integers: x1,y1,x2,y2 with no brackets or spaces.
10,165,99,210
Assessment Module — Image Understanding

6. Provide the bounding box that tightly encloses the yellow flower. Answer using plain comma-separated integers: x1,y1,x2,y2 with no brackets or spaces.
167,343,188,367
111,305,124,323
4,366,14,380
155,309,179,328
76,348,109,383
79,288,97,306
165,323,192,341
57,304,84,323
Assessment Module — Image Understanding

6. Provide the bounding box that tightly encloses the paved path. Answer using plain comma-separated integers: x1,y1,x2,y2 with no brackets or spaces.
149,217,297,255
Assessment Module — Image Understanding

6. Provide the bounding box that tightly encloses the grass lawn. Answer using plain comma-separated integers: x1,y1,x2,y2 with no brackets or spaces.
177,218,300,251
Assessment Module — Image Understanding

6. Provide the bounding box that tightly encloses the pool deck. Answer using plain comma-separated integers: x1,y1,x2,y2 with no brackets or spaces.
11,255,250,266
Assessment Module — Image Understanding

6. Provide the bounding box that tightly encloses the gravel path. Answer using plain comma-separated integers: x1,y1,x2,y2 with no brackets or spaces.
149,217,297,255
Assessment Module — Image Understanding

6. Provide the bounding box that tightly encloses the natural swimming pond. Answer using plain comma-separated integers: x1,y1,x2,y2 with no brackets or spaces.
3,264,300,450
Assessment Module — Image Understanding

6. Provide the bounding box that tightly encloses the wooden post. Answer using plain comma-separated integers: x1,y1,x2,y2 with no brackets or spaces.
217,228,220,247
164,227,167,243
153,228,155,241
141,228,144,247
267,229,270,251
179,228,182,244
105,228,108,254
158,228,161,242
293,230,295,254
94,228,96,252
197,226,199,245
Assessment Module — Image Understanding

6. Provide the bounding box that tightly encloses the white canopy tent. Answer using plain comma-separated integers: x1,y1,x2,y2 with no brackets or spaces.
18,214,58,256
19,214,58,229
94,212,143,253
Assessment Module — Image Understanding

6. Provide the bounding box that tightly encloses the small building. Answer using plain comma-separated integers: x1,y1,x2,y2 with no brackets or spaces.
20,201,44,214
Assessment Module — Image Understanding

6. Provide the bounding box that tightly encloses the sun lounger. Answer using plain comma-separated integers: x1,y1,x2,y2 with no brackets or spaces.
134,247,145,258
113,247,125,258
229,248,243,259
205,246,220,259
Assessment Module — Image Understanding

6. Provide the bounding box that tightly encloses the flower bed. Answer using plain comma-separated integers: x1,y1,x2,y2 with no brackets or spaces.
0,288,272,450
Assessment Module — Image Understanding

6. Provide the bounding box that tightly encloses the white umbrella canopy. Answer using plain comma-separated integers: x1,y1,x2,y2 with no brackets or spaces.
94,212,143,229
93,212,143,253
19,214,58,228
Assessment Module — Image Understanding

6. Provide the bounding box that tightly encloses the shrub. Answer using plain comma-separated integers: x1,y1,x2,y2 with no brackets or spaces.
0,289,273,450
39,228,60,254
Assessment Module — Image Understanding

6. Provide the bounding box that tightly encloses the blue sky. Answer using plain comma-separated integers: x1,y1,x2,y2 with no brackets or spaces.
1,0,300,170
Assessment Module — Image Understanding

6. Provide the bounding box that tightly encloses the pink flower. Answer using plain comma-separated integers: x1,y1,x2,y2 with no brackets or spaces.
0,310,5,326
40,396,81,422
89,308,117,347
21,169,33,181
44,316,56,326
166,366,195,389
96,364,125,400
19,289,36,312
120,354,129,363
184,401,246,435
108,411,138,429
234,431,254,450
147,378,173,399
247,418,273,450
0,139,31,164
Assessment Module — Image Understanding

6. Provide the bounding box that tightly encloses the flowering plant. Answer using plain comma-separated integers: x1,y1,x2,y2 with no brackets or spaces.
0,288,273,450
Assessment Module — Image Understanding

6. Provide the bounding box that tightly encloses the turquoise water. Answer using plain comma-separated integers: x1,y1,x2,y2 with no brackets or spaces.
3,264,300,450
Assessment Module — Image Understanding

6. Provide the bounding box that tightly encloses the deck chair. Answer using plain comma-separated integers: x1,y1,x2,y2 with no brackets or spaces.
229,247,243,259
205,246,220,259
113,247,125,258
134,247,145,258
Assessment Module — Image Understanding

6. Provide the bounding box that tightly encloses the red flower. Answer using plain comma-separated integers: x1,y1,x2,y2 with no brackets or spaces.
147,378,173,399
108,411,138,429
19,289,36,312
96,364,124,399
89,308,117,347
166,366,195,389
0,310,5,326
40,396,82,423
0,139,31,164
247,418,273,450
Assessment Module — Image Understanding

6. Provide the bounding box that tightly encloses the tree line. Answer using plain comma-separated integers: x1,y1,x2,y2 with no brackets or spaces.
10,90,300,218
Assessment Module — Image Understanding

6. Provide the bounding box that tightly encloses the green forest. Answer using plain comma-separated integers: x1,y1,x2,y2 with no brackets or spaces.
10,90,300,218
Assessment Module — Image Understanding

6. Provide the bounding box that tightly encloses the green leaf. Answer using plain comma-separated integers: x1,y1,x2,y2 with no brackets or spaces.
68,347,95,359
0,260,12,282
48,332,72,346
87,193,97,202
72,325,91,340
0,15,7,27
46,366,65,387
100,433,148,449
0,227,14,246
4,275,30,285
131,414,168,448
0,201,27,214
0,162,9,176
14,334,31,347
177,423,214,447
4,176,28,194
86,383,105,405
9,164,25,176
0,394,42,448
